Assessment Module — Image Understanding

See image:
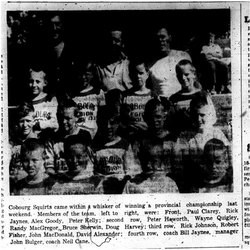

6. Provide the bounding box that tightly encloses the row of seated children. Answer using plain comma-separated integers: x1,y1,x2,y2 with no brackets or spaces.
9,89,232,194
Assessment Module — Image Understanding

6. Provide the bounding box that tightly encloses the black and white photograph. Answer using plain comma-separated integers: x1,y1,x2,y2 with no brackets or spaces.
6,6,233,195
2,1,250,249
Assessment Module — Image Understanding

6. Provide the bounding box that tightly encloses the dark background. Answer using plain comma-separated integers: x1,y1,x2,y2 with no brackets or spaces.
49,9,231,57
7,8,230,105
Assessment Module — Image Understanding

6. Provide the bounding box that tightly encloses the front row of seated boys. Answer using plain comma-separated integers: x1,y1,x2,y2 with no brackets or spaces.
9,90,232,195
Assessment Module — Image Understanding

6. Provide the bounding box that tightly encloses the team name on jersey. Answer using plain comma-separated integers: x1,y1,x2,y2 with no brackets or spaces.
99,155,122,166
77,102,96,111
34,111,52,120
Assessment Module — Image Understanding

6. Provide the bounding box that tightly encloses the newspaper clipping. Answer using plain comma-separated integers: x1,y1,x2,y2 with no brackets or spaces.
0,1,249,249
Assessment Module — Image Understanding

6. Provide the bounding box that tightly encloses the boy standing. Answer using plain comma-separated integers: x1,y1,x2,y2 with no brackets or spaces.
27,66,59,134
170,60,201,109
121,59,152,142
71,61,105,139
170,60,201,135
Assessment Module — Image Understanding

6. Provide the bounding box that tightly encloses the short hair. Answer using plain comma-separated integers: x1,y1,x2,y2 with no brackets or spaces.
190,91,208,109
144,96,171,124
190,91,211,110
16,102,35,120
175,60,201,89
58,99,79,117
190,91,217,125
28,66,48,84
129,56,149,73
204,138,227,154
64,133,91,154
29,64,47,74
176,59,196,75
128,56,149,83
21,138,45,159
203,138,232,187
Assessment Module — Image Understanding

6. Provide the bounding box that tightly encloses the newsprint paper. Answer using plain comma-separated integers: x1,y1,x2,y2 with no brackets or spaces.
0,1,250,250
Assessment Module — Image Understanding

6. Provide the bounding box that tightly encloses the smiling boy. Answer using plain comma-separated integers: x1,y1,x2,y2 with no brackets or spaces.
170,60,201,135
27,66,58,134
9,103,37,184
11,138,54,195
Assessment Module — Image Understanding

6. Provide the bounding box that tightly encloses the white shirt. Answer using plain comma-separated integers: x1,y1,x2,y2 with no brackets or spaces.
149,50,191,98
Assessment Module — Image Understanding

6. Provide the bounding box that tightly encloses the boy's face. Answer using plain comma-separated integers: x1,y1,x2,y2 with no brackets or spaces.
134,64,148,89
22,149,44,178
62,108,77,134
177,65,196,93
150,105,166,132
193,105,211,132
104,116,119,142
18,112,34,136
203,149,227,183
29,70,47,97
81,70,93,89
66,144,88,174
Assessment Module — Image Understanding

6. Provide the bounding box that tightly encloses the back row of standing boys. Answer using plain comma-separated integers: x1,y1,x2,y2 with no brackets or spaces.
9,22,232,195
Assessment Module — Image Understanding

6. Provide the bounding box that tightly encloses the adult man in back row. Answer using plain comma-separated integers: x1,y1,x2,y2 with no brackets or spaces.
149,27,192,98
96,28,132,93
